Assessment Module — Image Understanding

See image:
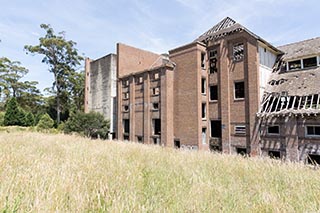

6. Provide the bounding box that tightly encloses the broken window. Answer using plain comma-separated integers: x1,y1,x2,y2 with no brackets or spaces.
235,125,246,135
174,139,180,149
123,79,129,87
303,57,317,68
152,119,161,135
267,125,280,135
210,85,218,101
201,78,206,94
202,128,207,144
288,60,301,70
268,150,281,159
202,103,206,119
137,136,143,143
152,87,160,96
209,50,218,74
201,52,206,69
234,81,245,99
211,120,222,138
233,43,244,61
123,119,130,134
123,92,129,100
152,102,159,110
307,154,320,165
236,147,247,156
123,105,129,112
306,126,320,137
154,72,159,80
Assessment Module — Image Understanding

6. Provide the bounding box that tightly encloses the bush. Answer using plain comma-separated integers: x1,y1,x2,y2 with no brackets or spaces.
25,112,35,126
64,111,109,139
4,98,26,126
37,113,54,130
0,111,4,126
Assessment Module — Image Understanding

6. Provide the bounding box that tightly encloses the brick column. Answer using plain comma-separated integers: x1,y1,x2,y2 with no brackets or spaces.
117,79,123,140
129,76,136,141
143,73,151,144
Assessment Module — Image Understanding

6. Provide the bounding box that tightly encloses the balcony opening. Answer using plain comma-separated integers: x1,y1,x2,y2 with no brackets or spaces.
211,120,222,138
201,78,206,94
202,103,206,119
210,85,218,101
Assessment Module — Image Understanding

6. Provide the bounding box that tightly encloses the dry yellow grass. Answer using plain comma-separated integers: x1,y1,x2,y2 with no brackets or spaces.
1,131,320,212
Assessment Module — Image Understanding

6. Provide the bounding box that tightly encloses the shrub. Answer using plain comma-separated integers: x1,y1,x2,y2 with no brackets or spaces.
64,111,109,139
0,111,4,126
37,113,54,130
4,98,26,126
25,112,35,126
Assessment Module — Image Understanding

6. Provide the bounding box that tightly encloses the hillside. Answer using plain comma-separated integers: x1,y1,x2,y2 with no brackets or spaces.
0,131,320,212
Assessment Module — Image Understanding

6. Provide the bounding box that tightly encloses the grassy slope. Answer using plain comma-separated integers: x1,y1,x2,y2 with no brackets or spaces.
0,132,320,212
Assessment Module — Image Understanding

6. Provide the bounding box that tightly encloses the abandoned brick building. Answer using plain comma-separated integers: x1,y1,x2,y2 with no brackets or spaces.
85,17,320,162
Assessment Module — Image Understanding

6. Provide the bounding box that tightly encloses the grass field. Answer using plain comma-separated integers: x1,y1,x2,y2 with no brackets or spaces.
1,131,320,212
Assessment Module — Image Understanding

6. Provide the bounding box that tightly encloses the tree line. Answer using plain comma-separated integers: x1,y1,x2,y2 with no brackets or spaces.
1,24,109,138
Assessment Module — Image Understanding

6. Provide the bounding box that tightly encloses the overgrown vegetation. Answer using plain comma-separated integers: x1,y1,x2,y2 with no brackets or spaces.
64,111,109,138
0,132,320,212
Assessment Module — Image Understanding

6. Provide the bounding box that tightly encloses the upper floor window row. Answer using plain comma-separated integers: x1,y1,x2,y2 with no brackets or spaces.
287,56,319,71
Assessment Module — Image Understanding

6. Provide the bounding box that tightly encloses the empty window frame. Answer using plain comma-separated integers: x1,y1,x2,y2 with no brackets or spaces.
136,76,143,84
123,79,129,87
174,139,180,149
288,60,301,70
154,72,159,80
201,52,206,69
236,147,247,156
307,154,320,165
152,119,161,135
123,119,130,134
234,125,246,135
233,43,244,61
234,81,245,99
123,92,129,100
267,125,280,135
202,103,206,119
152,87,160,96
209,50,218,74
210,120,222,138
210,85,218,101
306,125,320,137
123,105,129,112
202,128,207,144
152,102,159,110
137,136,143,143
303,57,317,68
201,78,206,94
268,150,281,159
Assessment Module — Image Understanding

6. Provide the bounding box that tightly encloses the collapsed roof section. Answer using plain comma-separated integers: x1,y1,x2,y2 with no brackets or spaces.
258,38,320,118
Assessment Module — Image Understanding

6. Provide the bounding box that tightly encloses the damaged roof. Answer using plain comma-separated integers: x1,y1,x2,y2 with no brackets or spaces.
195,17,281,53
277,37,320,61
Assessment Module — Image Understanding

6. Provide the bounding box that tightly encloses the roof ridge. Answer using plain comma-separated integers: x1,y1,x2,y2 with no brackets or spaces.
197,17,237,40
277,37,320,48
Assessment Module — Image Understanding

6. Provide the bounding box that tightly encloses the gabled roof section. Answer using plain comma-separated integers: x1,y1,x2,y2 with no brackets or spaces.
195,17,282,53
197,17,236,41
277,37,320,61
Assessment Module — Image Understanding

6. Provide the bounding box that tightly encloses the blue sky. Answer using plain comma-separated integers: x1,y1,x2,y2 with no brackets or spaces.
0,0,319,92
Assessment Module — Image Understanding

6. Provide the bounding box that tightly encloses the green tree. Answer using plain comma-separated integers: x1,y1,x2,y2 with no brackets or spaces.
3,97,25,126
37,113,54,130
25,112,35,126
64,111,109,139
24,24,83,124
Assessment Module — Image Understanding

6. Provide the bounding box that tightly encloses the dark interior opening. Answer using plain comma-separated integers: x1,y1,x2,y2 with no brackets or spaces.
174,140,180,149
153,119,161,135
268,150,281,159
236,147,247,156
210,145,221,152
211,120,222,138
210,85,218,101
137,136,143,143
307,154,320,165
123,135,129,141
123,119,130,134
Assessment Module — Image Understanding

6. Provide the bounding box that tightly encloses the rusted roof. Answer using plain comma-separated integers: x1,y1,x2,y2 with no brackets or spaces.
278,37,320,61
